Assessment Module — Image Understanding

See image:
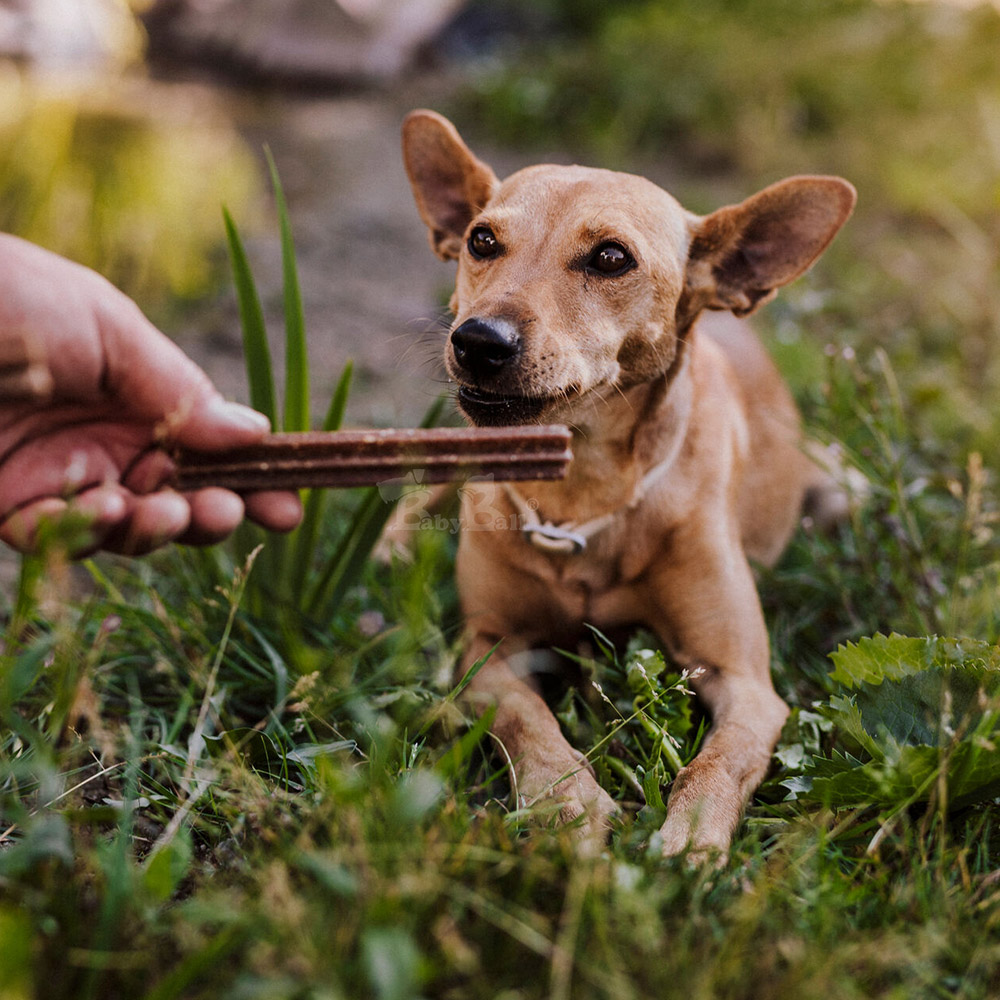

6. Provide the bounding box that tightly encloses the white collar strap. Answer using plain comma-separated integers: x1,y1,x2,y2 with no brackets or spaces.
502,425,685,555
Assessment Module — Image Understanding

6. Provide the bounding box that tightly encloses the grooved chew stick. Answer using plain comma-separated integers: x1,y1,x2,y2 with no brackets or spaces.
172,425,573,491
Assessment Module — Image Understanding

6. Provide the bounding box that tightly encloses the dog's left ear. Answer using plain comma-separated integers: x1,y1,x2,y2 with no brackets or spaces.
683,176,857,321
402,109,500,261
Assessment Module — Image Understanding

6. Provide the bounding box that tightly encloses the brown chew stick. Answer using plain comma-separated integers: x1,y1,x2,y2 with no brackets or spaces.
171,425,573,491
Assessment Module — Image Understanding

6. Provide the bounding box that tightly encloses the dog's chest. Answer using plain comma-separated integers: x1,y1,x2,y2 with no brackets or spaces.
506,513,657,628
459,474,688,630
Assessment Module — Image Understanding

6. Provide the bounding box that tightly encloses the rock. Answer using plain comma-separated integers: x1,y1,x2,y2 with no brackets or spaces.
141,0,465,88
0,0,142,69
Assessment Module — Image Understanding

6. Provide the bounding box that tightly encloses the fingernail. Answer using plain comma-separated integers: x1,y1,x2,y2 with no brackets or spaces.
209,399,272,434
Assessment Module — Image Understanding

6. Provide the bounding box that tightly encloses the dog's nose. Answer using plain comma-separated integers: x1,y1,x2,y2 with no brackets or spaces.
451,318,520,379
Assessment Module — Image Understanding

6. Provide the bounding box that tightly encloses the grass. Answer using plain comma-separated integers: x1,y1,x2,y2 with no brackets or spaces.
4,505,1000,1000
5,3,1000,996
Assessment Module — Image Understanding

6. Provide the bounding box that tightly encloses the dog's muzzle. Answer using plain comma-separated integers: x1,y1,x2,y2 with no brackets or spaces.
450,317,553,426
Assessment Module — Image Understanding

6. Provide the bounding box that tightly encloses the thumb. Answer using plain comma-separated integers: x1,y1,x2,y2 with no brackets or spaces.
166,393,273,452
97,296,272,451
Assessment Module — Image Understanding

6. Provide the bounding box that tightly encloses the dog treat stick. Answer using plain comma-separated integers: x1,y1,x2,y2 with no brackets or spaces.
171,425,573,490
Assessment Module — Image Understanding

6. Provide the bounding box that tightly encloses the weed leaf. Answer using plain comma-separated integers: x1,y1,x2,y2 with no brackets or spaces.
792,633,1000,809
829,633,1000,690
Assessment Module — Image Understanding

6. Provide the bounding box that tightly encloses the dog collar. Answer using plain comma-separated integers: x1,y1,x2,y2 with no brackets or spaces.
519,521,590,555
501,482,619,555
501,426,686,556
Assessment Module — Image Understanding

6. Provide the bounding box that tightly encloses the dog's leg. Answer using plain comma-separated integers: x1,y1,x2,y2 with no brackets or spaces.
648,530,789,860
659,671,788,861
461,633,618,848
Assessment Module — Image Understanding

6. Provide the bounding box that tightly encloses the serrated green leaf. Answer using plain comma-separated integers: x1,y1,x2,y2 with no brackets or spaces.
829,633,1000,690
823,694,885,760
827,640,1000,751
795,633,1000,810
780,774,813,800
807,747,869,778
806,739,1000,810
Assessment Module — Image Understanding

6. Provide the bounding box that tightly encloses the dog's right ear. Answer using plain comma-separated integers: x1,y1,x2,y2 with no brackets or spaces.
402,110,500,261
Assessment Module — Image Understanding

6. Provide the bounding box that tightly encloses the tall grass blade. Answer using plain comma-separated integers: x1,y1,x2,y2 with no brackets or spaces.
10,553,42,636
419,393,450,432
265,147,309,434
222,207,276,428
322,359,354,434
450,640,500,703
304,487,392,623
142,928,242,1000
291,361,354,605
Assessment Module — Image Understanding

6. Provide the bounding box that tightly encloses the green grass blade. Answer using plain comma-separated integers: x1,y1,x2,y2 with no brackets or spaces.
322,360,354,433
11,553,42,634
291,362,354,604
448,641,500,702
304,487,393,623
419,393,449,430
264,148,309,434
223,207,276,429
219,252,269,581
142,928,242,1000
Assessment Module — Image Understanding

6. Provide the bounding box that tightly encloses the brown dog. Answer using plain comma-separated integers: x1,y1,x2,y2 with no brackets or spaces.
401,109,856,858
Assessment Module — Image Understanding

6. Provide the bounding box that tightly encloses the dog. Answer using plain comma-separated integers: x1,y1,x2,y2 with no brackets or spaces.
401,109,856,859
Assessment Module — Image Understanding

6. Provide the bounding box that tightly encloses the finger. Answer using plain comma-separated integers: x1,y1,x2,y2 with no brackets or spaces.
121,447,176,494
98,302,272,450
0,484,129,555
0,239,270,449
177,487,246,546
244,490,303,534
169,396,273,452
68,483,132,546
102,491,191,555
0,422,152,518
0,497,69,552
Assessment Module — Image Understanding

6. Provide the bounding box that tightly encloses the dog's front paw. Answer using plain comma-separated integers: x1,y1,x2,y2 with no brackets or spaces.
657,762,740,865
517,751,618,850
658,817,729,869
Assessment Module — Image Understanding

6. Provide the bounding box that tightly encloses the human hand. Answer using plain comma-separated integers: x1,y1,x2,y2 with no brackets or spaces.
0,235,302,556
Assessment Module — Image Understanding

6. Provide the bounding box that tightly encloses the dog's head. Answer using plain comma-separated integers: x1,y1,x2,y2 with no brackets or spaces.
402,110,855,427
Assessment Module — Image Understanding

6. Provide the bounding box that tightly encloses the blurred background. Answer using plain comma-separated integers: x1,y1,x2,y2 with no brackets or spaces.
1,0,998,448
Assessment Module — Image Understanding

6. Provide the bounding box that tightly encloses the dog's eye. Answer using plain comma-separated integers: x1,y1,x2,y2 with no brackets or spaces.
587,242,634,276
468,226,500,259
